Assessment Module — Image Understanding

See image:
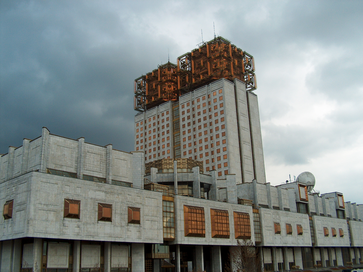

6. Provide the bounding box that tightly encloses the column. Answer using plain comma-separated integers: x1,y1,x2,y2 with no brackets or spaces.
195,246,204,272
104,242,111,272
336,248,343,266
193,166,201,198
321,248,327,268
131,152,145,189
73,241,81,272
272,247,278,272
21,139,30,174
106,145,112,184
226,175,237,204
176,245,181,272
266,183,272,209
328,248,334,267
1,240,13,272
132,244,144,271
77,137,85,179
40,127,50,173
33,238,42,272
293,248,303,270
174,161,178,195
12,239,22,272
209,170,218,200
355,248,360,265
283,248,289,271
211,246,222,272
6,146,15,180
153,259,161,272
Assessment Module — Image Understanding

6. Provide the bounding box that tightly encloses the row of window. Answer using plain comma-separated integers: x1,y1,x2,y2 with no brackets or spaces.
64,199,140,224
184,205,251,239
274,222,303,235
323,227,344,237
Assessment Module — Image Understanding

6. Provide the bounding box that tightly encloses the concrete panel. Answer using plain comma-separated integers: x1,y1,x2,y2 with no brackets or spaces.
81,244,101,268
173,195,254,246
313,216,350,247
111,244,128,268
260,208,311,247
47,242,69,268
349,220,363,246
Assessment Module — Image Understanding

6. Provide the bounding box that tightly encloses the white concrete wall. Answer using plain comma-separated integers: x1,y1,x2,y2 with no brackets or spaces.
0,173,31,240
313,216,350,246
260,208,311,247
173,195,254,245
349,220,363,246
234,79,254,184
246,91,266,184
0,172,163,243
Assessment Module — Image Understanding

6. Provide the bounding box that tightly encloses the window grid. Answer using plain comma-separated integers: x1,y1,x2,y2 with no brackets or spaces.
163,199,175,240
234,211,251,239
184,205,205,237
253,209,262,243
211,209,230,238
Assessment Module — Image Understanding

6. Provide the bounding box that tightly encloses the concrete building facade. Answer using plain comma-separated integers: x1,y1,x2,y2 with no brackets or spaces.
135,78,266,184
1,129,363,272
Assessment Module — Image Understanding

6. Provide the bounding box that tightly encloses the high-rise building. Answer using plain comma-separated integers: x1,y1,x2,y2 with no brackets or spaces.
134,37,265,183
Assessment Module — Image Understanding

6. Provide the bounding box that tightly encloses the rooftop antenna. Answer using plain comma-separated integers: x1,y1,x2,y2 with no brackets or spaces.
289,174,291,182
168,48,170,63
213,22,216,38
201,29,204,43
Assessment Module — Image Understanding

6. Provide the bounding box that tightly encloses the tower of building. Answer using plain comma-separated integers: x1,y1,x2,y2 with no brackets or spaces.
134,37,266,184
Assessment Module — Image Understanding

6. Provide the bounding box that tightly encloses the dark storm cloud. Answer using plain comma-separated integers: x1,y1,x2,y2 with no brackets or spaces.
0,0,181,154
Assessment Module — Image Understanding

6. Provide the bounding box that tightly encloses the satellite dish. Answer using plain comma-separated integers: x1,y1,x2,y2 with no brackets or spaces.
296,171,316,192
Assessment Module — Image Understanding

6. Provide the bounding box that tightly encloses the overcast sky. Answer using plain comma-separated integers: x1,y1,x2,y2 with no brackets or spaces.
1,0,362,203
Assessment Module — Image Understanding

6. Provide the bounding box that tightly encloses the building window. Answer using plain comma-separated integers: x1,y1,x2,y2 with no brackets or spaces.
128,207,140,224
324,227,329,237
211,209,230,238
339,228,344,237
64,199,81,219
163,197,175,240
3,200,13,220
184,205,205,237
97,203,112,222
286,223,292,235
274,223,281,234
297,224,303,235
234,212,251,239
337,194,345,208
332,227,337,237
297,202,308,214
298,184,308,201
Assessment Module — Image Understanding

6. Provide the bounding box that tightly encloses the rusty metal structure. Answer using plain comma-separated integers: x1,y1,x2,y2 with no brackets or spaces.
134,36,257,112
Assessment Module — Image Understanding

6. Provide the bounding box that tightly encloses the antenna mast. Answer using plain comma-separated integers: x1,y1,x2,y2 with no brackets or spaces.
213,22,216,38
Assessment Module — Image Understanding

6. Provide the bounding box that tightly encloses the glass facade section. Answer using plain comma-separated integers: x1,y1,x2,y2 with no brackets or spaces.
184,205,205,237
211,209,230,238
234,211,251,239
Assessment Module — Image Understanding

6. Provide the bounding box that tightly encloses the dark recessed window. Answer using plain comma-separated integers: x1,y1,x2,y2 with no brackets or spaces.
297,224,303,235
3,200,14,220
64,199,81,219
128,207,140,224
274,223,281,234
98,203,112,222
